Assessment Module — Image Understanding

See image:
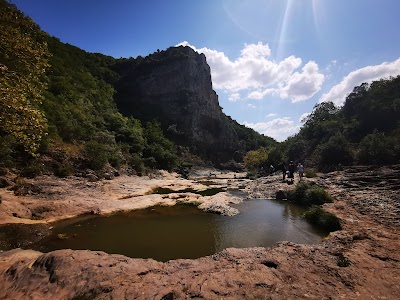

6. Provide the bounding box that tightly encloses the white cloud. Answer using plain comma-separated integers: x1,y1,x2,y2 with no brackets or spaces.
247,88,275,100
243,117,301,142
320,58,400,106
228,92,241,102
266,113,278,118
177,41,325,103
279,61,325,102
248,104,257,109
299,112,310,123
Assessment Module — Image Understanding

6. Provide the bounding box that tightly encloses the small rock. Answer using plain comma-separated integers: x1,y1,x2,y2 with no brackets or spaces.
57,233,68,240
87,174,99,182
104,173,114,180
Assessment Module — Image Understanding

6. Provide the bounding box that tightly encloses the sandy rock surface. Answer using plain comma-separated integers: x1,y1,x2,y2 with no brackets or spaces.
0,166,399,299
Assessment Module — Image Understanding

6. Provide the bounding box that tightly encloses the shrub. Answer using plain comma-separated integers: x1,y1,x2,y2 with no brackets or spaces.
286,182,310,204
303,206,341,232
53,162,74,178
176,162,192,179
336,254,352,267
246,170,258,180
306,186,333,205
20,160,44,178
287,183,333,206
84,141,109,170
127,154,145,174
0,136,17,168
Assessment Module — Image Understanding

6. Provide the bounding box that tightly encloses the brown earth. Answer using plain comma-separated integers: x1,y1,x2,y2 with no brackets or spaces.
0,166,399,299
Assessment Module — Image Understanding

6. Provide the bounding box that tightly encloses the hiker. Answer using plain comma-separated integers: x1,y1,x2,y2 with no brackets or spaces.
298,163,304,180
281,162,287,181
288,161,295,182
269,165,275,175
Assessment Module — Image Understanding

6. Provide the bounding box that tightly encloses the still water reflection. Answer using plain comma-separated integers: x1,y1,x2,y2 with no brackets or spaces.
33,200,327,262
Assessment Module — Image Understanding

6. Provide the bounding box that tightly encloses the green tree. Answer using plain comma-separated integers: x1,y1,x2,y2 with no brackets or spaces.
356,131,397,165
143,121,176,170
0,0,49,154
243,147,269,171
315,133,353,170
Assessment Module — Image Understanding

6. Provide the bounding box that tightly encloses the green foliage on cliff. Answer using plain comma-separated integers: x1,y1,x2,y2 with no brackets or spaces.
42,37,177,172
0,0,49,154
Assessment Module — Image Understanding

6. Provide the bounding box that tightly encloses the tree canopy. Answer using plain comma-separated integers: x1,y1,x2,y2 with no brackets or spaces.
0,0,50,154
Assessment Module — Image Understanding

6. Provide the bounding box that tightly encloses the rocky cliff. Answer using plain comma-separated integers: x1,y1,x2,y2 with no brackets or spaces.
115,46,273,163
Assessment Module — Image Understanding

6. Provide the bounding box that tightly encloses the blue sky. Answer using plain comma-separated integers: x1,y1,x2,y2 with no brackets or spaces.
11,0,400,141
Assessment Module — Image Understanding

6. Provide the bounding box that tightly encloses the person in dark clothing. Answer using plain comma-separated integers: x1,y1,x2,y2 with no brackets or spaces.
288,161,295,182
281,162,287,181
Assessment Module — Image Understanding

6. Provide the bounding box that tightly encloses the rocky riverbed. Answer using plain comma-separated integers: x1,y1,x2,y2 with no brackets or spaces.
0,166,399,299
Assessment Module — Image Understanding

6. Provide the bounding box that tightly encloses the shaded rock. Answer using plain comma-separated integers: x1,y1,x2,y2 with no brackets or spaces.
275,190,287,200
0,168,7,176
0,177,11,188
12,183,42,196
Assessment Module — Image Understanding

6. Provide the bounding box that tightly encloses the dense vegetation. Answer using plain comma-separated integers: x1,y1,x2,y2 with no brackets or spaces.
0,0,49,154
289,76,400,170
0,1,177,176
244,76,400,172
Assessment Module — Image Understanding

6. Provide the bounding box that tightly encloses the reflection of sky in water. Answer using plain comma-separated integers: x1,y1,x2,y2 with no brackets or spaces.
33,200,326,261
213,200,325,251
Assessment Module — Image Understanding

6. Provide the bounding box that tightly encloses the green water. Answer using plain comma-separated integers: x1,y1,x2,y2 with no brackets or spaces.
32,200,327,262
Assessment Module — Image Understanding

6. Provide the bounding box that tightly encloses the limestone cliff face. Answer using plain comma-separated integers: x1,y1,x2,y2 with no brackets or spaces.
115,46,241,162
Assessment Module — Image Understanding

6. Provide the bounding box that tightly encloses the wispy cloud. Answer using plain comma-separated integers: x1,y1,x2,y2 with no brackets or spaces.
242,117,300,142
228,92,241,102
320,58,400,106
266,113,278,118
177,41,325,103
248,88,275,100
